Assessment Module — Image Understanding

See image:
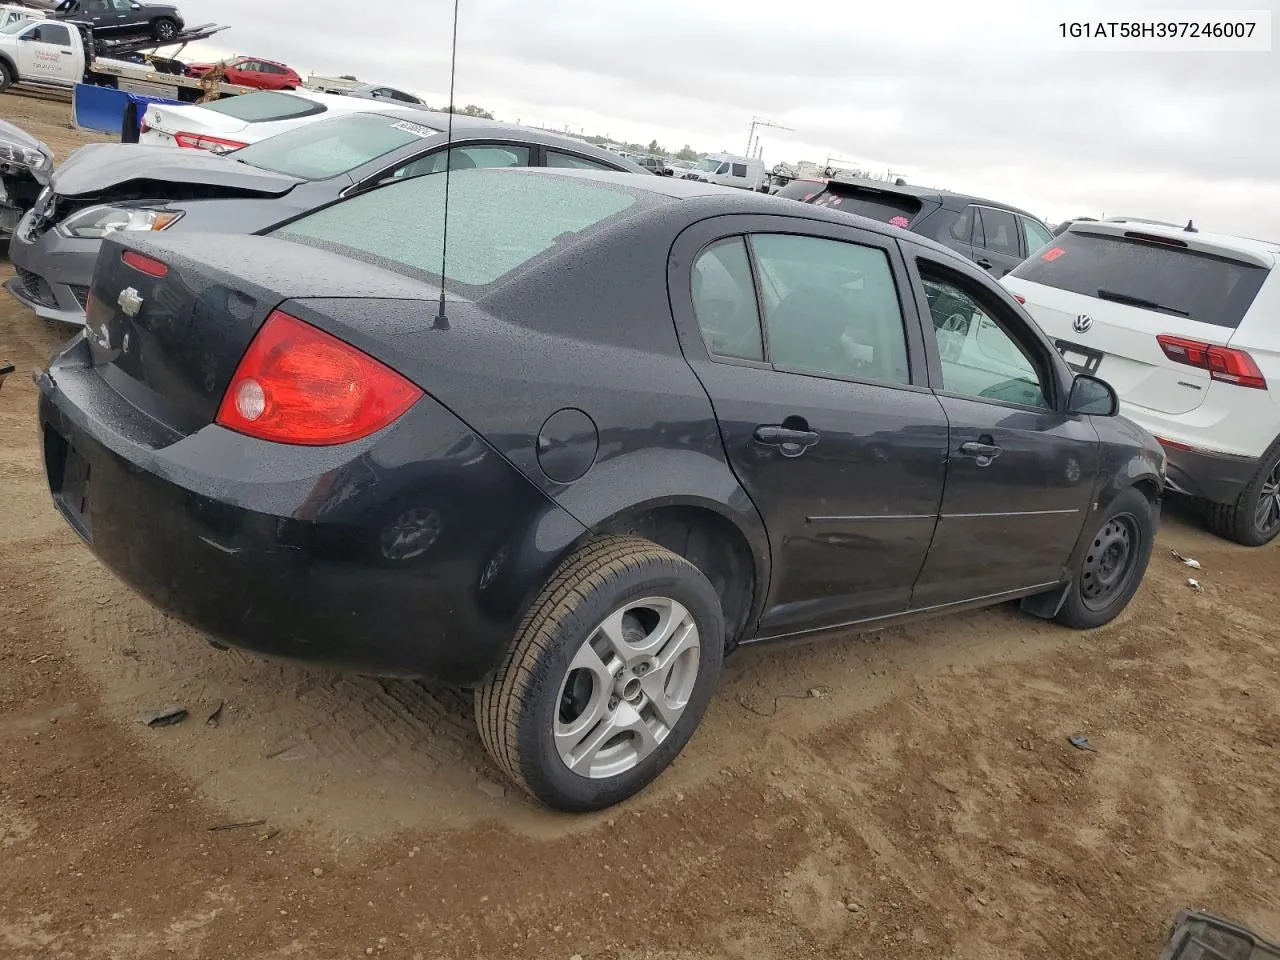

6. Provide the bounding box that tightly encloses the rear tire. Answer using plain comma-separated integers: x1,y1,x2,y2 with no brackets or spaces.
152,17,177,41
1202,437,1280,546
476,535,724,812
0,61,13,94
1055,487,1156,629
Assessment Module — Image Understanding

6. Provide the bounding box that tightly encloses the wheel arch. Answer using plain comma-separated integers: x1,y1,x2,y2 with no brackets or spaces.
589,498,766,649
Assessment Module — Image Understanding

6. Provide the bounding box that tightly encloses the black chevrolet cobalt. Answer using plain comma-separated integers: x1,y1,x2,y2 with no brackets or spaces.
37,168,1166,811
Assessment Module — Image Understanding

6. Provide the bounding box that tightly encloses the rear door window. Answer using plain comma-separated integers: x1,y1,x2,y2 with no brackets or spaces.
691,238,764,361
751,234,911,385
949,205,976,244
731,163,747,178
976,207,1019,257
1008,230,1270,329
200,91,327,123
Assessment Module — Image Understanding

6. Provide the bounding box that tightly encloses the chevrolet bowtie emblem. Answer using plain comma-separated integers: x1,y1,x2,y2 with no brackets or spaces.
118,287,143,317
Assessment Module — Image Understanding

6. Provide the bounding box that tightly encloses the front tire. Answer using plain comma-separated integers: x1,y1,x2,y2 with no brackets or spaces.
1055,487,1156,629
477,536,724,812
152,17,177,41
0,61,13,94
1202,437,1280,546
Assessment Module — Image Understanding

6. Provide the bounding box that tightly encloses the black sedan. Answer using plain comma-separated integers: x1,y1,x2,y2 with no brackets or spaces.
36,168,1166,812
7,111,647,324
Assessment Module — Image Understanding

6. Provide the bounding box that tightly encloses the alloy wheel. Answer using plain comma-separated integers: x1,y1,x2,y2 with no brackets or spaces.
554,597,701,780
1255,459,1280,539
1080,513,1140,611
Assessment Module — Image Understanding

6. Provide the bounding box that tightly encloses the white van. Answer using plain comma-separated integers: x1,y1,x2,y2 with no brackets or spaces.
679,152,766,191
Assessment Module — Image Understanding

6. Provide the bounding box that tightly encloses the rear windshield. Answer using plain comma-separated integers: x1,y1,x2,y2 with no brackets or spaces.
274,170,642,290
199,92,327,123
1009,230,1270,329
778,180,923,225
233,113,441,180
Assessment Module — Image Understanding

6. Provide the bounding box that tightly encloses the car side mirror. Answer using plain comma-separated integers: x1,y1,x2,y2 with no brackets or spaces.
1067,374,1118,416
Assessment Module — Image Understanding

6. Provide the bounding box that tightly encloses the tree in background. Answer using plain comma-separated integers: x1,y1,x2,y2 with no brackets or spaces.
675,144,699,161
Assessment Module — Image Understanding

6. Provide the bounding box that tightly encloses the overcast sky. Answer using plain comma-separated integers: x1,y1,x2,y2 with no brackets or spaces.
181,0,1279,235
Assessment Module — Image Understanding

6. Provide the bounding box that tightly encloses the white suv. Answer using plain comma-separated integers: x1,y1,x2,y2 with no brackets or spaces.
1002,219,1280,546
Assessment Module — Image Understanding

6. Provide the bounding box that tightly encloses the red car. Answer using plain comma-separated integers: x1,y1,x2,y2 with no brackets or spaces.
185,57,300,91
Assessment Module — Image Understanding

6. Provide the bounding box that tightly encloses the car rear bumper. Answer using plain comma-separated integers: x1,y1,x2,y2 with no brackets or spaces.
7,211,95,325
36,337,587,683
1159,441,1259,504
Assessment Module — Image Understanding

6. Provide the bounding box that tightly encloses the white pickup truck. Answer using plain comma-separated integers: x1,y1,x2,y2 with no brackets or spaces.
0,16,243,99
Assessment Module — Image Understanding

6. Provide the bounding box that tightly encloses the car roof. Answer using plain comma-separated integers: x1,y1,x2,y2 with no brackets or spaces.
1064,218,1280,268
477,167,979,268
803,176,1044,223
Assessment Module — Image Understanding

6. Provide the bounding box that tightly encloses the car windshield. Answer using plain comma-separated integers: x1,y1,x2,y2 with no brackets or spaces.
693,158,722,172
197,91,326,123
274,169,643,290
1009,229,1270,329
233,113,442,180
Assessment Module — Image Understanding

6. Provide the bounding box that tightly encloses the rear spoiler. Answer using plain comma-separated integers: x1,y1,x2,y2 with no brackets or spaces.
1067,220,1276,269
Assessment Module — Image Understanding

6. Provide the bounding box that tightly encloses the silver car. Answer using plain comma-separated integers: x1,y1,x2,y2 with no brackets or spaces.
7,110,647,324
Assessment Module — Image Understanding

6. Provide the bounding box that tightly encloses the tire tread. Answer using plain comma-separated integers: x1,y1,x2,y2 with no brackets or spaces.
1200,435,1280,546
476,535,686,800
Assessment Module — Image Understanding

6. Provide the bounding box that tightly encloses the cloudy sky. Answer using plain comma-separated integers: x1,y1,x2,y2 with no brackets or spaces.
181,0,1279,235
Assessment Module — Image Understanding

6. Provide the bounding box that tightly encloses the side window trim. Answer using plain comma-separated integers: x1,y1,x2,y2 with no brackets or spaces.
904,251,1066,410
667,215,932,388
347,138,530,194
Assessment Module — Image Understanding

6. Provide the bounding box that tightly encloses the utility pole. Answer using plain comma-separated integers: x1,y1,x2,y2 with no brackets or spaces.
746,116,793,158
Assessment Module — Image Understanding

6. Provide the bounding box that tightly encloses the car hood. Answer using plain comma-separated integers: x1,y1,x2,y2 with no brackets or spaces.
51,143,302,197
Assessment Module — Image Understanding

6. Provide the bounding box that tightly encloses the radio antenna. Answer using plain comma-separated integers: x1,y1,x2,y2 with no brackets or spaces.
432,0,462,331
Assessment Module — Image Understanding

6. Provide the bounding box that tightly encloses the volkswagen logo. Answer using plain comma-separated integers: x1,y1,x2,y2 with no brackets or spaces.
117,287,144,317
1073,314,1093,334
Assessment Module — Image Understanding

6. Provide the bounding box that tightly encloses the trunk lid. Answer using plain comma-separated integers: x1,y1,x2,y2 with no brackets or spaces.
144,101,253,139
52,143,300,197
84,232,441,436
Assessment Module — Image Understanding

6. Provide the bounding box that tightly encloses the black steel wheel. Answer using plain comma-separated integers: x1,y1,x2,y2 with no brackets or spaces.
1056,487,1156,629
1079,513,1139,611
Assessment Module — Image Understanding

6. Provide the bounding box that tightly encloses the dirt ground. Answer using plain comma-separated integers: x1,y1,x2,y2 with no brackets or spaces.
2,90,1280,960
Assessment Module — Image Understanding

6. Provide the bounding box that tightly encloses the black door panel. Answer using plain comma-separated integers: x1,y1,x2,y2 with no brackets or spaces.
973,206,1024,277
911,398,1097,606
698,362,948,634
668,214,946,638
908,253,1095,607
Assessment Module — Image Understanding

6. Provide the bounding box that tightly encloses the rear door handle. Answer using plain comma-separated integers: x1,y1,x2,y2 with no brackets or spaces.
976,258,993,270
959,440,1002,465
754,425,820,457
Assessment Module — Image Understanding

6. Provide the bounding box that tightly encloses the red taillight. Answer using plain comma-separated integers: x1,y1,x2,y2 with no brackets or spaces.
139,119,150,134
121,250,168,277
1156,334,1266,389
173,131,248,153
215,311,423,446
1012,294,1026,304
